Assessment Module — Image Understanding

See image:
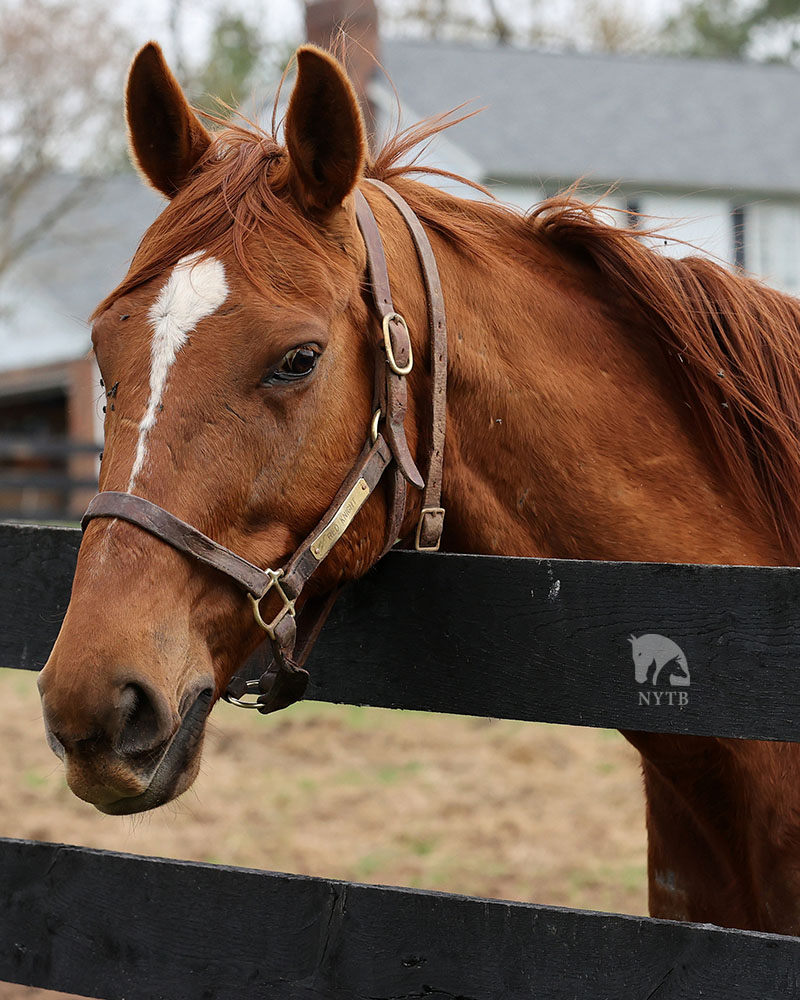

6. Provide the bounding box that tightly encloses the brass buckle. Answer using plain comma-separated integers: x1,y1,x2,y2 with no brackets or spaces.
414,506,445,552
381,312,413,376
248,568,296,639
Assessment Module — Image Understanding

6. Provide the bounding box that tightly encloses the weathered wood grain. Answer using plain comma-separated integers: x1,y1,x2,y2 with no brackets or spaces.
3,522,800,741
0,524,79,672
1,838,798,1000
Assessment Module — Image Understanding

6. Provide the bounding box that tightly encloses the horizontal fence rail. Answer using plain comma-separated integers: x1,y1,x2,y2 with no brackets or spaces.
5,523,800,998
3,522,800,742
0,471,97,490
0,437,99,521
0,434,100,460
1,838,799,1000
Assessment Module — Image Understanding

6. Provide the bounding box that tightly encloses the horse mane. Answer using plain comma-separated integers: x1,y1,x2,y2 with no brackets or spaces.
525,197,800,560
99,110,800,559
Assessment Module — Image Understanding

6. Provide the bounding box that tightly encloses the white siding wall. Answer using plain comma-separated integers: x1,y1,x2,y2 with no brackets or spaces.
478,183,800,300
485,188,737,267
635,195,733,265
487,185,631,222
484,184,545,212
590,193,628,227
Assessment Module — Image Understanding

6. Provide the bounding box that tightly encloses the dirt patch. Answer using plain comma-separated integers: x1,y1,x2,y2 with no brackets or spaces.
0,669,647,999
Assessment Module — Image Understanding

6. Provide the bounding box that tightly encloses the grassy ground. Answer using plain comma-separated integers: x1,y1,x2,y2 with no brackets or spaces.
0,668,647,999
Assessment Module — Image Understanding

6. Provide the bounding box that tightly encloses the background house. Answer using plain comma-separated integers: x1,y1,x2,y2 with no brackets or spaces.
3,2,800,521
0,176,161,520
371,39,800,294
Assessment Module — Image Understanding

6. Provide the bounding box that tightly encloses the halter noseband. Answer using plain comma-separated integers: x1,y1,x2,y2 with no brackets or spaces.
81,180,448,714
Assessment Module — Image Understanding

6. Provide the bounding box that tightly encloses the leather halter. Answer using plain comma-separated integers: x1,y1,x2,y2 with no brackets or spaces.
81,180,448,714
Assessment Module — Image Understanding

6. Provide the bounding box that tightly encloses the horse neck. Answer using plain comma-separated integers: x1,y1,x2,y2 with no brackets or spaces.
384,185,785,567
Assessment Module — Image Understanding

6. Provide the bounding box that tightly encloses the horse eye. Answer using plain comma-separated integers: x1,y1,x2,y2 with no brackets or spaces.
266,345,320,384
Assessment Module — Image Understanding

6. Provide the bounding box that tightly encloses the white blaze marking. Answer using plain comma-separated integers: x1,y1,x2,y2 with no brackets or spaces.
127,251,228,490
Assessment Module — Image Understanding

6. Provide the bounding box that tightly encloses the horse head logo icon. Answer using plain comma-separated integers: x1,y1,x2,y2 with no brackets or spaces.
629,634,690,687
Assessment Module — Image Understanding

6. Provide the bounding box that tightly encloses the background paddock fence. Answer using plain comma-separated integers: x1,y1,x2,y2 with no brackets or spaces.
2,522,800,998
0,435,99,522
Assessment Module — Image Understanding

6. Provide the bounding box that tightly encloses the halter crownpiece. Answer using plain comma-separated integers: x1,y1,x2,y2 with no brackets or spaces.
81,180,448,714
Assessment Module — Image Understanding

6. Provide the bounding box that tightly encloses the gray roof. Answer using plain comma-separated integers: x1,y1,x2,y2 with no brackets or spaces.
381,40,800,196
0,174,162,371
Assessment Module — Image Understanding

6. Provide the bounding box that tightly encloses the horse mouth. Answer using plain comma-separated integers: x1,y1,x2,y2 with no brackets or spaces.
97,688,213,816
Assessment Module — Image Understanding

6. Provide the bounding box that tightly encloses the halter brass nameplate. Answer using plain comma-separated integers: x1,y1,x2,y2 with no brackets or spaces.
310,478,371,561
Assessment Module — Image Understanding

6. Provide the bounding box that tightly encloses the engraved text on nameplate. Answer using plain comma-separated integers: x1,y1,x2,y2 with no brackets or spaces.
310,479,371,560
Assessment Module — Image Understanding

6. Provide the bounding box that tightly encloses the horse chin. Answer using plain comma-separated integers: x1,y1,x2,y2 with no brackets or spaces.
96,688,213,816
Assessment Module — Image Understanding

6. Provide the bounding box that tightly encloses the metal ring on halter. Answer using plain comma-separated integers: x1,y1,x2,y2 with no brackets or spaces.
371,408,382,444
221,678,262,709
381,312,413,376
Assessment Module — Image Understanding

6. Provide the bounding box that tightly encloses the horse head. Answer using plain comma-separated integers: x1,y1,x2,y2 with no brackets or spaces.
37,43,429,813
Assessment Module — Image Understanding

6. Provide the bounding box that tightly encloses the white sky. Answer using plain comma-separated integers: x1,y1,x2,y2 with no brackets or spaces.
112,0,301,67
112,0,687,69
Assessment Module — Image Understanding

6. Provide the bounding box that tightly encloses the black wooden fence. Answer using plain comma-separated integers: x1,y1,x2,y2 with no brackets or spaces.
2,522,800,998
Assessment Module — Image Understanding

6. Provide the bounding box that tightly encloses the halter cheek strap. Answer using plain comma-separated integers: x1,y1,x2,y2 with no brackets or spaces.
81,180,448,714
368,179,447,550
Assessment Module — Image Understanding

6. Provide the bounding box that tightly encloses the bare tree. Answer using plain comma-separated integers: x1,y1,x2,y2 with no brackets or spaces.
0,0,131,278
379,0,654,51
574,0,656,53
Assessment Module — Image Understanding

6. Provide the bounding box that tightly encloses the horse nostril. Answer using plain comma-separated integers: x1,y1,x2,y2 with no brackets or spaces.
117,683,174,755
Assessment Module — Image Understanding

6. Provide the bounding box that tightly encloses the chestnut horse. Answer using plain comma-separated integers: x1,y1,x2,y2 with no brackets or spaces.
38,41,800,935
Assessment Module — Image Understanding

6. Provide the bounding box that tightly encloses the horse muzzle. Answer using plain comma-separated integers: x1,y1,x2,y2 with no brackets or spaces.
96,687,213,814
41,680,213,814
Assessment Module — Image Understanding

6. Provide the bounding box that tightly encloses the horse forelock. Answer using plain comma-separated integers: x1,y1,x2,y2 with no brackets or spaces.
93,125,349,320
94,107,499,324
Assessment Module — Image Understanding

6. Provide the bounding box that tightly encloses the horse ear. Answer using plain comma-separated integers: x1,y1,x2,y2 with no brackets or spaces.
125,42,212,198
284,46,366,216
